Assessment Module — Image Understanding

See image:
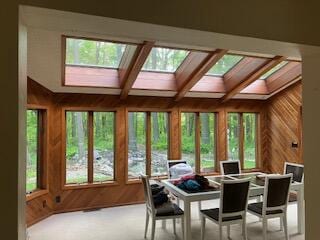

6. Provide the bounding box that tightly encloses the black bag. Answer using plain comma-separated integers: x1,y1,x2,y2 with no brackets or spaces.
151,184,168,206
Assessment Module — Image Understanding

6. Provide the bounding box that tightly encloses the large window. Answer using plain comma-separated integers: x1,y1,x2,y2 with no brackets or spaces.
200,113,216,173
227,112,258,169
181,112,217,173
93,112,115,182
128,112,169,179
26,109,45,194
181,112,196,169
151,112,169,176
128,112,147,179
65,111,115,185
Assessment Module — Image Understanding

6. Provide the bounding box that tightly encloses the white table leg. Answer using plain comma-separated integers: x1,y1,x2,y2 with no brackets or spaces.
184,200,192,240
297,187,305,234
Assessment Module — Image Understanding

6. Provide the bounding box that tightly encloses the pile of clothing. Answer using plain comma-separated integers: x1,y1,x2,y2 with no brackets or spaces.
173,174,211,192
151,184,169,206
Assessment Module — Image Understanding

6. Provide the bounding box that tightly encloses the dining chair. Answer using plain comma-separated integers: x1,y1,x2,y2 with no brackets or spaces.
247,174,292,240
281,162,304,230
200,178,250,240
284,162,304,203
140,174,184,240
220,160,241,175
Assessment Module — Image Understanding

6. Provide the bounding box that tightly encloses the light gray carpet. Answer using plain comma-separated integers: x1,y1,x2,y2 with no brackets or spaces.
28,200,304,240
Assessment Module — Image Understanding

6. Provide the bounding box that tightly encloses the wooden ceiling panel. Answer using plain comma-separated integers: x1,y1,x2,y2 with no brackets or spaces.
267,62,301,93
132,71,176,91
65,66,120,88
120,41,154,99
224,57,269,91
221,56,286,102
118,45,138,87
190,75,225,93
174,49,227,101
175,51,210,89
240,80,269,95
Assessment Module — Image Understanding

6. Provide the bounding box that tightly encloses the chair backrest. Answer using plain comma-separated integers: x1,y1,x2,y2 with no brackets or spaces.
263,174,292,214
219,178,250,221
140,174,155,214
284,162,304,183
167,159,190,179
220,160,241,175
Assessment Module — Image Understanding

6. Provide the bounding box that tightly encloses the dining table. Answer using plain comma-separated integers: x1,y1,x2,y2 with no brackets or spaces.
161,172,305,240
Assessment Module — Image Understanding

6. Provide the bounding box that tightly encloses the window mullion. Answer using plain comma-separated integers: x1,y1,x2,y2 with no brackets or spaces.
88,111,94,183
239,113,244,169
146,112,152,176
195,112,201,174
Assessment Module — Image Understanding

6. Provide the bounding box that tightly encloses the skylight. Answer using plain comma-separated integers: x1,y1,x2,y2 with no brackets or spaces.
206,54,243,76
142,47,189,73
259,61,288,80
65,38,126,69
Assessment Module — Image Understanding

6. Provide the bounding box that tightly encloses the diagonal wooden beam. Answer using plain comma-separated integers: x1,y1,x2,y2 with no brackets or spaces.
120,41,154,100
221,55,286,103
174,49,227,101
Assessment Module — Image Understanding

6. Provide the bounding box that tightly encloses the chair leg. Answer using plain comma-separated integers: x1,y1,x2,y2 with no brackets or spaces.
173,218,176,235
181,217,185,240
144,211,149,238
263,219,267,240
283,214,289,240
227,225,231,238
200,216,206,240
151,218,156,240
280,217,284,231
242,219,248,240
219,225,223,240
198,201,202,218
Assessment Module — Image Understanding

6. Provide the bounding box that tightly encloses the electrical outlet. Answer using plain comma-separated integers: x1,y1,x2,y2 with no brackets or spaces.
55,196,61,203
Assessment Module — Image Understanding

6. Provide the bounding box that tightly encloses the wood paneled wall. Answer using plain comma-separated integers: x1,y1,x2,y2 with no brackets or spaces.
26,78,302,226
265,81,303,173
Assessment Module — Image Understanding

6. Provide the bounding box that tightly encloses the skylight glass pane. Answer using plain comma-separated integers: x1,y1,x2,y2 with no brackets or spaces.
260,61,288,80
207,55,243,76
66,38,126,68
142,47,189,72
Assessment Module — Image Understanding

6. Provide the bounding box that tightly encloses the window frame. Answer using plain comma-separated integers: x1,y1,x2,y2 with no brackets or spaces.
26,105,48,196
62,107,117,189
126,109,171,181
227,112,260,170
180,110,218,174
61,35,139,87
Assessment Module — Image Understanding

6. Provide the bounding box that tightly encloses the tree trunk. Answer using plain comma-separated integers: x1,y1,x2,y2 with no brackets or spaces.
95,42,101,65
75,112,85,162
73,40,80,64
152,113,159,142
128,113,137,151
201,113,210,144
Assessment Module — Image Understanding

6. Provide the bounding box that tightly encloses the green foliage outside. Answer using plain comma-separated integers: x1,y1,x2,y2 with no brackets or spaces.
143,47,189,72
26,110,38,193
207,54,243,76
66,38,125,68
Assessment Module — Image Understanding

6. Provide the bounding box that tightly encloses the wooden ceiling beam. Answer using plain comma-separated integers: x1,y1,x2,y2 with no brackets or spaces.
221,55,286,103
120,41,154,100
174,49,227,101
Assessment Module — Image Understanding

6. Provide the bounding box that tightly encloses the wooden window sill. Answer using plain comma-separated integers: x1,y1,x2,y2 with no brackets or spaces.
26,189,48,202
63,181,119,190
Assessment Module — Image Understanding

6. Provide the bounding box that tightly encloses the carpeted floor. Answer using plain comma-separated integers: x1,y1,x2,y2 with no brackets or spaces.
28,200,304,240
